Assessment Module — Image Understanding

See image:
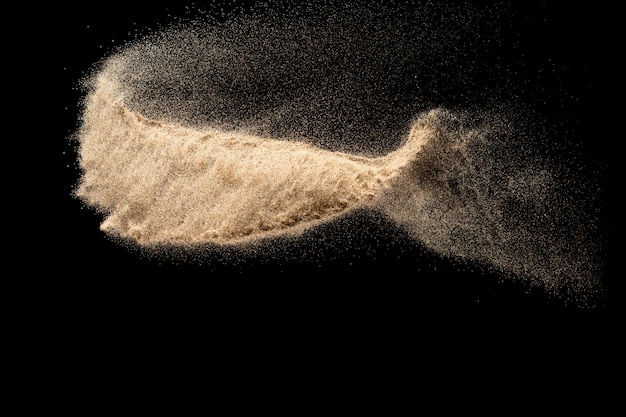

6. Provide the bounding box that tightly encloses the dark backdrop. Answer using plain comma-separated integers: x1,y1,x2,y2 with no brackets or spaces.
41,1,620,411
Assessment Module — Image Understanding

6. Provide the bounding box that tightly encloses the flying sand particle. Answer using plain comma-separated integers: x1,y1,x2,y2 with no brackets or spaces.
73,2,605,300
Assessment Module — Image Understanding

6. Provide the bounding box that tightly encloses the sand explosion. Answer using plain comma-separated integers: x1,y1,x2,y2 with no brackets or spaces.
73,2,604,298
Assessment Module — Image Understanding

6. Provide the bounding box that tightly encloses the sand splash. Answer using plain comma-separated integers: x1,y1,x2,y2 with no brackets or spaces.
73,3,605,299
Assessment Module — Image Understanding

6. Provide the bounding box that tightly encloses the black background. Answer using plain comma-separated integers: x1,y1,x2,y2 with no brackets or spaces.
40,0,621,410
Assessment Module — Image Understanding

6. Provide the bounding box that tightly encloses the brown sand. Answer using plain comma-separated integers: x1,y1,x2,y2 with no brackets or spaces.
76,61,435,245
73,5,605,300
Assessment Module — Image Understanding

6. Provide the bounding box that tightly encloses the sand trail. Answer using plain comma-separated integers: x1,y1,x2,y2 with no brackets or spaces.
72,4,605,299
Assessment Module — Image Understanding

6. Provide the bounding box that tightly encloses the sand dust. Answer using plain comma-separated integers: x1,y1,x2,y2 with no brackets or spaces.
73,2,605,299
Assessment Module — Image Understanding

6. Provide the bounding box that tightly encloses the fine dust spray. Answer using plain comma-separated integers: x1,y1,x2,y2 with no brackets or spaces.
73,2,605,301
